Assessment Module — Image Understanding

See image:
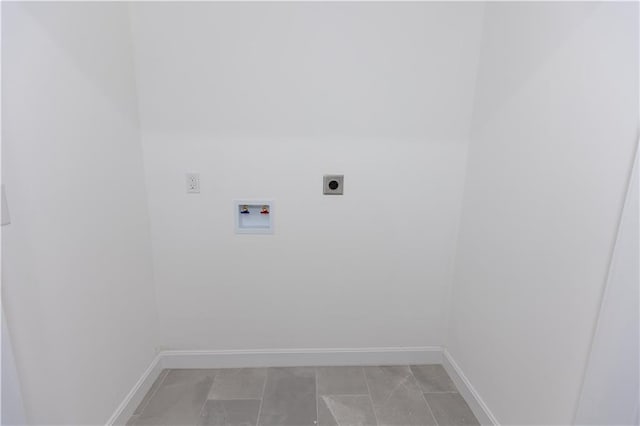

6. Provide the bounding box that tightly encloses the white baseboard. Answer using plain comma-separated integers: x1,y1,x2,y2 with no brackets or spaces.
160,346,443,369
442,349,499,426
106,354,163,426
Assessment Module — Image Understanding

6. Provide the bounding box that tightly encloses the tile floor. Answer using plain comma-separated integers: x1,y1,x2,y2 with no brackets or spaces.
127,365,480,426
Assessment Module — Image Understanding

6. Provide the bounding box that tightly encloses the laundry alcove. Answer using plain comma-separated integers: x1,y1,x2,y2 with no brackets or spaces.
2,2,638,426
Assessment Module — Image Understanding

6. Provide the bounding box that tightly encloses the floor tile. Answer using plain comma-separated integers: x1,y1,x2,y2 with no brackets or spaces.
125,414,139,426
410,365,457,393
128,365,481,426
208,368,267,400
163,369,218,385
424,392,480,426
198,399,261,426
317,366,369,396
134,369,170,415
364,366,436,426
131,369,216,426
257,367,317,426
363,366,421,406
318,397,339,426
320,395,377,426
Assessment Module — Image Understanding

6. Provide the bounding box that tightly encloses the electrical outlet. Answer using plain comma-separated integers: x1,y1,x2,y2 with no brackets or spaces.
186,173,200,193
323,175,344,195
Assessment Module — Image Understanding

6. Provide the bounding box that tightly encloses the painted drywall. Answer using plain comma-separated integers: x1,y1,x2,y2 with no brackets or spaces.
2,311,27,425
128,2,485,350
574,148,638,425
2,3,158,424
448,2,639,425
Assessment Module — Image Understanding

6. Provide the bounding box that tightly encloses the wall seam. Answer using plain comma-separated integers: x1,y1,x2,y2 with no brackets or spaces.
440,1,488,353
124,4,163,356
571,130,640,423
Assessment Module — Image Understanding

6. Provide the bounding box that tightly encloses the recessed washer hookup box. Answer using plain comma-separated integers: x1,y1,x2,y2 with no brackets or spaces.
234,200,273,234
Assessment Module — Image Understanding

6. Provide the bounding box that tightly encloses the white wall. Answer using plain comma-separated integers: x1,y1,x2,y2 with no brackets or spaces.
2,3,158,424
2,311,27,425
448,2,639,425
574,148,639,425
128,2,485,350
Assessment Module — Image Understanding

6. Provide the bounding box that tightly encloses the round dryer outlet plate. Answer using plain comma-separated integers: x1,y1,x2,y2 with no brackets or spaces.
323,175,344,195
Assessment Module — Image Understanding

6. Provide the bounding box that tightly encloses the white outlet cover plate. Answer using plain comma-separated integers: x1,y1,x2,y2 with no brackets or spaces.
186,173,200,193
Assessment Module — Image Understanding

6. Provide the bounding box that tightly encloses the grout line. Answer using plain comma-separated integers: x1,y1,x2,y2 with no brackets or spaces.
317,393,373,397
408,367,439,426
315,367,319,425
421,391,440,426
205,397,265,401
255,367,269,426
195,371,218,423
362,367,381,426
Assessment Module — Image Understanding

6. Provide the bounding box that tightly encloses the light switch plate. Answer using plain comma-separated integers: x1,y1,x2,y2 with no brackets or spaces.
323,175,344,195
